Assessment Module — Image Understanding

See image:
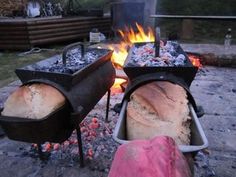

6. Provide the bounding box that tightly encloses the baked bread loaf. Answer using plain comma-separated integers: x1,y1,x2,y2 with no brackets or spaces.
126,81,191,145
2,83,65,119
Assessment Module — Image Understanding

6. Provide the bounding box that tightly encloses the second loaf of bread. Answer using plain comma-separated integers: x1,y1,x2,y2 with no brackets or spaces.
126,81,191,145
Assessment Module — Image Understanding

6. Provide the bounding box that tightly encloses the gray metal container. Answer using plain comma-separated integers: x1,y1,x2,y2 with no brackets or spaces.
113,100,208,153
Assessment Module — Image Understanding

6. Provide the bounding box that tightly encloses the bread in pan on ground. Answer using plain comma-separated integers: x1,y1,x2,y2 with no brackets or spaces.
126,81,191,145
2,83,65,119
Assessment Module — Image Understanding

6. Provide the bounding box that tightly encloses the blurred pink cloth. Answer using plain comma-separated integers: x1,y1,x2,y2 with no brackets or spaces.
109,136,191,177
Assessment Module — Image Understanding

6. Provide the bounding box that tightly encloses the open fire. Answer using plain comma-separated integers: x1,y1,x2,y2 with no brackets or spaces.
188,54,203,68
110,23,155,68
110,23,202,91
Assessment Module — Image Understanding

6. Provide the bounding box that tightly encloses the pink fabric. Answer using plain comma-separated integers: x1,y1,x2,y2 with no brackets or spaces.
109,136,191,177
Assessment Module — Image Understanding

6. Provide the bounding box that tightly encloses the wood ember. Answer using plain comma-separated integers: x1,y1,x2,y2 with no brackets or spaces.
129,42,186,67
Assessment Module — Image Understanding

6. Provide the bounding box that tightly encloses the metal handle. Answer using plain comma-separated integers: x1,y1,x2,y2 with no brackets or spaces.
62,42,85,66
155,27,161,57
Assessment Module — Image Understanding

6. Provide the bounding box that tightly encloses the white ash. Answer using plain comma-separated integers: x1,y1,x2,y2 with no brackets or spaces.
35,48,108,74
130,42,187,67
63,48,106,66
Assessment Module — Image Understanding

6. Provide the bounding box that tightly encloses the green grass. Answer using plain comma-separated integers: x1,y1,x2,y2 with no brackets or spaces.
0,48,62,88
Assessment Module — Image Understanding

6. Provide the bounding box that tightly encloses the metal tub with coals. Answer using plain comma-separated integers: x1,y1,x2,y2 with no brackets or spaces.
123,42,198,87
15,43,114,91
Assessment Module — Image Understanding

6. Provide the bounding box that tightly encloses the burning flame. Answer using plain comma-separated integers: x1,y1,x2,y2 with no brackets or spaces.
111,78,127,94
118,24,154,44
188,54,202,68
110,42,129,68
110,23,155,67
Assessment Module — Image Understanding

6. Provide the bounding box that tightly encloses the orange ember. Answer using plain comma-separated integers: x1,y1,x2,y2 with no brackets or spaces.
188,54,202,68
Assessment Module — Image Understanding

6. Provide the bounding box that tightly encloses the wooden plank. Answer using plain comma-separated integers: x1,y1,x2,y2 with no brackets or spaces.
0,31,28,35
0,26,28,31
0,44,31,50
0,35,29,40
30,30,110,45
0,21,27,26
26,16,111,25
0,39,30,44
0,16,111,50
27,20,111,30
28,23,111,35
30,33,89,44
28,26,110,40
0,16,62,23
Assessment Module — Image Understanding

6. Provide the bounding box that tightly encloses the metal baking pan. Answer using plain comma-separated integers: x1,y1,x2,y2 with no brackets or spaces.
113,100,208,153
0,102,73,144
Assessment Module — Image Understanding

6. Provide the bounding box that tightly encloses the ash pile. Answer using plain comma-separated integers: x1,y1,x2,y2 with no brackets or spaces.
34,48,108,74
129,42,186,67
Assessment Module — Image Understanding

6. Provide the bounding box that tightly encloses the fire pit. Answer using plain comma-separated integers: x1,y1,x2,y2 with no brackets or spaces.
0,42,116,166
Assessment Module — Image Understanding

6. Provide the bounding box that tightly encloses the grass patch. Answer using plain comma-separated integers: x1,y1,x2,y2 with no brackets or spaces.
0,48,62,88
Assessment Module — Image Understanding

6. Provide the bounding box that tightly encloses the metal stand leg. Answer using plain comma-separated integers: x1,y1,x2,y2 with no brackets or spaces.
37,143,44,160
105,89,111,122
76,127,84,167
37,143,50,161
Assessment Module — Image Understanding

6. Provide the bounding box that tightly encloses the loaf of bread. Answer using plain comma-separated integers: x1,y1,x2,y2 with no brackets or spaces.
126,81,191,145
2,83,65,119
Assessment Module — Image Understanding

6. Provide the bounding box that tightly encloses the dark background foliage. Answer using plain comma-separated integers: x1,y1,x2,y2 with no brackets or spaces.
155,0,236,43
